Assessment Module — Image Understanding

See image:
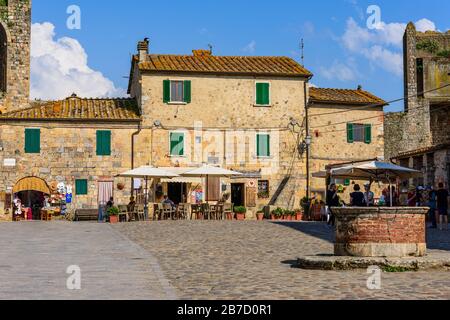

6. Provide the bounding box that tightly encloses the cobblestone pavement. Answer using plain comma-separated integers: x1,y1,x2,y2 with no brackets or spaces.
115,221,450,300
0,222,176,300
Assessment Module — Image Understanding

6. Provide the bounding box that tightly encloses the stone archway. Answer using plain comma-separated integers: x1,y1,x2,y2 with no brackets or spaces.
13,177,51,219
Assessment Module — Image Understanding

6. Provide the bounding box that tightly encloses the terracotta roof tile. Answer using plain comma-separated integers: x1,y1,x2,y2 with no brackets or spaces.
0,96,140,121
309,87,386,106
138,53,312,77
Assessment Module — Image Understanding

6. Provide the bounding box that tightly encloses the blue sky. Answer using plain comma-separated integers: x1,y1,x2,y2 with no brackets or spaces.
31,0,450,112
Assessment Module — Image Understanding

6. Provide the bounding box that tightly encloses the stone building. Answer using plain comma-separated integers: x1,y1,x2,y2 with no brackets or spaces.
0,0,31,113
308,87,386,202
127,42,313,212
385,23,450,187
0,0,387,220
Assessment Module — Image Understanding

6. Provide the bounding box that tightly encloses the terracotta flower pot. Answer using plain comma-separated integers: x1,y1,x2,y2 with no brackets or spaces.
296,213,303,221
235,213,245,221
226,213,233,220
109,215,119,224
256,213,264,221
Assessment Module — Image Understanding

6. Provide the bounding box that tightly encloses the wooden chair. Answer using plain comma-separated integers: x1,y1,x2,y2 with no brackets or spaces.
136,204,145,221
162,204,174,220
118,205,128,222
191,204,202,220
216,204,224,220
201,203,212,220
176,203,188,220
223,203,233,220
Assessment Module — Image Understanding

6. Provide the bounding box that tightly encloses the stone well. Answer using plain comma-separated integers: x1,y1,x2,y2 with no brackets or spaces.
332,207,428,258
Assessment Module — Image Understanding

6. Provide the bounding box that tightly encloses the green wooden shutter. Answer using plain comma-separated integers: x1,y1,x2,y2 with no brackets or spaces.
170,132,184,156
344,179,351,186
25,128,40,153
257,134,270,157
347,123,354,143
75,179,88,195
163,80,171,103
256,83,270,105
183,80,191,103
364,124,372,144
96,130,111,156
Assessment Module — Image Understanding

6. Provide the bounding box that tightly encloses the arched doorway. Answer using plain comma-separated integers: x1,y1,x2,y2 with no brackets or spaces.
13,177,51,220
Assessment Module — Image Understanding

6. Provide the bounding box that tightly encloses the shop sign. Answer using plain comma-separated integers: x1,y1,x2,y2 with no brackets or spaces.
66,193,73,204
3,159,16,167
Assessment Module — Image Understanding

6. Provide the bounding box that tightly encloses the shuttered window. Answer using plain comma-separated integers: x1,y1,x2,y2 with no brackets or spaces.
347,123,372,144
256,83,270,106
25,128,40,154
163,80,191,103
257,134,270,157
96,130,111,156
170,132,185,156
75,179,88,195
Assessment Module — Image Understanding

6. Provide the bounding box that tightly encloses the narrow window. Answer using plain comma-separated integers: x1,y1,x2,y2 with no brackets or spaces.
96,130,111,156
256,134,270,157
0,24,7,93
171,81,184,102
256,83,270,106
170,132,185,156
25,128,41,154
75,179,88,195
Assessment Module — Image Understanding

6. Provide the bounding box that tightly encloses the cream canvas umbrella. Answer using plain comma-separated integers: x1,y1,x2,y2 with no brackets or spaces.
329,161,422,207
117,167,179,218
182,165,243,202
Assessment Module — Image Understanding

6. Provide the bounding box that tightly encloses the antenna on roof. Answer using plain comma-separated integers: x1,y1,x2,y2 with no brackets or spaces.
208,44,213,54
300,38,305,66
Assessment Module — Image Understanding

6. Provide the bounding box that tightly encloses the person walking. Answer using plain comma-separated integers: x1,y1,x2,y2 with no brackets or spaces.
436,183,449,231
427,185,437,229
326,183,340,227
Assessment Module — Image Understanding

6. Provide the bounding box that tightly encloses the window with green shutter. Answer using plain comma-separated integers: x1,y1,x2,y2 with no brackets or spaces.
170,132,185,156
75,179,88,195
255,82,270,106
96,130,111,156
364,124,372,144
163,80,191,104
347,123,372,144
25,128,41,154
347,123,354,143
257,134,270,157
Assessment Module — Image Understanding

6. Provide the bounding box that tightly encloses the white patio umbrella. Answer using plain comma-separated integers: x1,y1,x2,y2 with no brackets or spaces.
182,165,243,202
116,167,179,218
329,161,422,207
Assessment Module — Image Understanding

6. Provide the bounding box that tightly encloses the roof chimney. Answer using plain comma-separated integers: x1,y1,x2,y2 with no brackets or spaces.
138,38,149,62
357,85,362,91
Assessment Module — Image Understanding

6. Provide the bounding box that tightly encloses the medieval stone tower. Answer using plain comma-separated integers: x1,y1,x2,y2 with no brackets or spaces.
0,0,31,114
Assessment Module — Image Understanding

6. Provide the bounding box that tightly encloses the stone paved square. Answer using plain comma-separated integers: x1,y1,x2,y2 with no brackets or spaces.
0,220,449,300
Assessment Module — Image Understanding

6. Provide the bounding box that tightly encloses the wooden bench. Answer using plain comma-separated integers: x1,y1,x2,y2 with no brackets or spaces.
74,209,99,221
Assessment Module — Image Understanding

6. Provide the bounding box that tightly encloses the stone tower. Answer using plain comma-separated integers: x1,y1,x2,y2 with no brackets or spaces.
0,0,32,114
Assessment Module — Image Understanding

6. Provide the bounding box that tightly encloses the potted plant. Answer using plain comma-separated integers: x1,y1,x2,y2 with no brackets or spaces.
256,210,264,221
294,209,303,221
234,206,247,221
283,209,292,221
107,206,120,224
271,207,284,221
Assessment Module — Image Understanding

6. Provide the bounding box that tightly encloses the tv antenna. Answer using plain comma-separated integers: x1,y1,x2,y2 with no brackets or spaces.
300,38,304,66
208,44,213,54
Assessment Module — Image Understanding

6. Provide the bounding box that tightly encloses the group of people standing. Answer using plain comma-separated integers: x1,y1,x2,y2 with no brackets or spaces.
326,182,449,230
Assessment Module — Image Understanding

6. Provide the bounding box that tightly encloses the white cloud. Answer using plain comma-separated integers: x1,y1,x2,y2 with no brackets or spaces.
30,22,126,100
242,40,256,54
341,18,437,77
319,60,357,82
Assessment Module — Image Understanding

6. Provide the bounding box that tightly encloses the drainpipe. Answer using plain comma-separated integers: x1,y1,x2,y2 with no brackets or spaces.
131,122,142,191
304,76,312,200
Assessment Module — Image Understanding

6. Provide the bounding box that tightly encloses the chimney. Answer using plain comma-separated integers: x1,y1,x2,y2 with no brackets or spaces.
137,38,149,62
357,85,362,91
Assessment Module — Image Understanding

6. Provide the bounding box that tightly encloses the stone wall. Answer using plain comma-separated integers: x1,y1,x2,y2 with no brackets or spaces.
0,122,144,219
0,0,31,113
333,207,427,257
309,103,385,201
131,72,308,209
